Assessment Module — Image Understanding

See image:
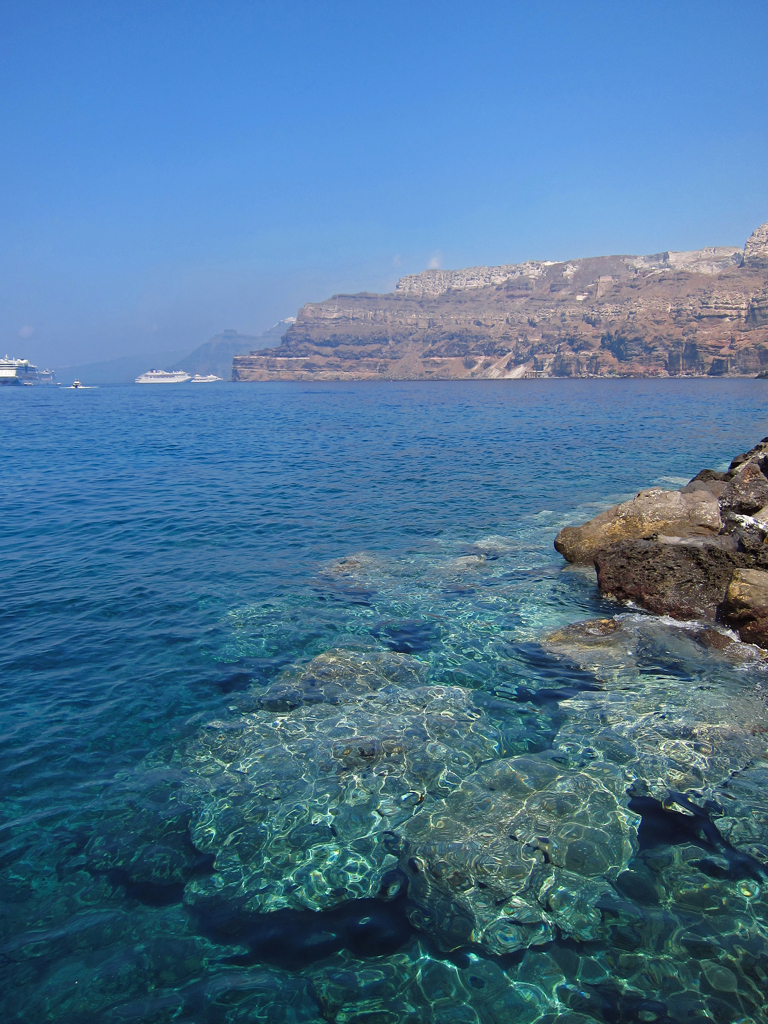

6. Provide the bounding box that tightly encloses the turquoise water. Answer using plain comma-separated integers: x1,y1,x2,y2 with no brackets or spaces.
2,379,768,1024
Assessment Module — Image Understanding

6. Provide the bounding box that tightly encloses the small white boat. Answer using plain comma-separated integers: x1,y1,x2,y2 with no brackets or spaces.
72,380,82,388
190,374,223,383
135,369,192,384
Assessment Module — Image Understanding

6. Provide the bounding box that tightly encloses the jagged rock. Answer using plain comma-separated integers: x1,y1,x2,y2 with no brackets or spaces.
593,537,753,619
727,437,768,470
554,488,721,564
719,458,768,515
720,511,768,553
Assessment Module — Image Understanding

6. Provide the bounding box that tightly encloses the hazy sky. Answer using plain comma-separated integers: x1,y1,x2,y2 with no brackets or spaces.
2,1,768,367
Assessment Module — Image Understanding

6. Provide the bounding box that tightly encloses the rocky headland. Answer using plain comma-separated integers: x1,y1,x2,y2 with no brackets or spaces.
233,219,768,380
555,436,768,647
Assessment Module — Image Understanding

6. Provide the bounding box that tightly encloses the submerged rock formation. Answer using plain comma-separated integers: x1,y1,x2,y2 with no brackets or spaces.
555,436,768,645
233,220,768,380
77,538,768,1017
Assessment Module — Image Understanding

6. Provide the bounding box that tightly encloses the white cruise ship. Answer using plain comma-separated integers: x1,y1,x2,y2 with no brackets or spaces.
0,356,39,385
190,374,223,383
135,369,191,384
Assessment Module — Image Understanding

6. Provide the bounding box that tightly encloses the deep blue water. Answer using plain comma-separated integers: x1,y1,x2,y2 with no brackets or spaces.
2,379,768,1024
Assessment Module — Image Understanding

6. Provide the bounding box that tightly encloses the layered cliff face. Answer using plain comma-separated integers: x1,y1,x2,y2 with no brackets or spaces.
233,221,768,381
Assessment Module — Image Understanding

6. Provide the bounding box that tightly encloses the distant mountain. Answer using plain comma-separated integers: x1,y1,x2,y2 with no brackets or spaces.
232,222,768,380
173,320,296,380
53,319,296,385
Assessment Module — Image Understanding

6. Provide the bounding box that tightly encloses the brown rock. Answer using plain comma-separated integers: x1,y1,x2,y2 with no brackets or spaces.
720,567,768,626
593,537,751,620
554,488,722,564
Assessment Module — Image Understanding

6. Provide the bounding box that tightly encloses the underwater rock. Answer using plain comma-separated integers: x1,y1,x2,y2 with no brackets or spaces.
554,488,721,564
401,755,635,954
179,649,508,915
80,767,214,904
314,552,382,604
251,646,428,711
593,537,751,620
692,625,750,660
537,614,768,802
544,614,752,667
187,873,414,968
542,618,621,646
540,619,626,663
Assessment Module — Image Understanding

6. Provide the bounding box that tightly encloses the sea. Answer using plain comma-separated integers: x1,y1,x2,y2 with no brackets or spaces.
2,378,768,1024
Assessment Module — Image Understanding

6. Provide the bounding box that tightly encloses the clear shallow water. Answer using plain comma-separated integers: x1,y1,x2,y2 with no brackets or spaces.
2,379,768,1023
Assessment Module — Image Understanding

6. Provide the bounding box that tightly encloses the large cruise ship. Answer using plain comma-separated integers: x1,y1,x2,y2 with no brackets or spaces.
135,369,191,384
0,356,39,385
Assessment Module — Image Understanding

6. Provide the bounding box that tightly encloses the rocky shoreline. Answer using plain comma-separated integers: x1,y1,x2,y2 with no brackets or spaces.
555,437,768,646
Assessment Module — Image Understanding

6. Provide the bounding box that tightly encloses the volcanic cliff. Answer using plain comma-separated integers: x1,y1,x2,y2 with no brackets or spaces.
232,220,768,381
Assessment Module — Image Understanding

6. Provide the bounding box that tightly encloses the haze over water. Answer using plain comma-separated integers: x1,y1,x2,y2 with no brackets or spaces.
2,379,768,1023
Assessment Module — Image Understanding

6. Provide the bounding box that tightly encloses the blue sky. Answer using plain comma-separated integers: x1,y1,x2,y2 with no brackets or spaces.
2,1,767,366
